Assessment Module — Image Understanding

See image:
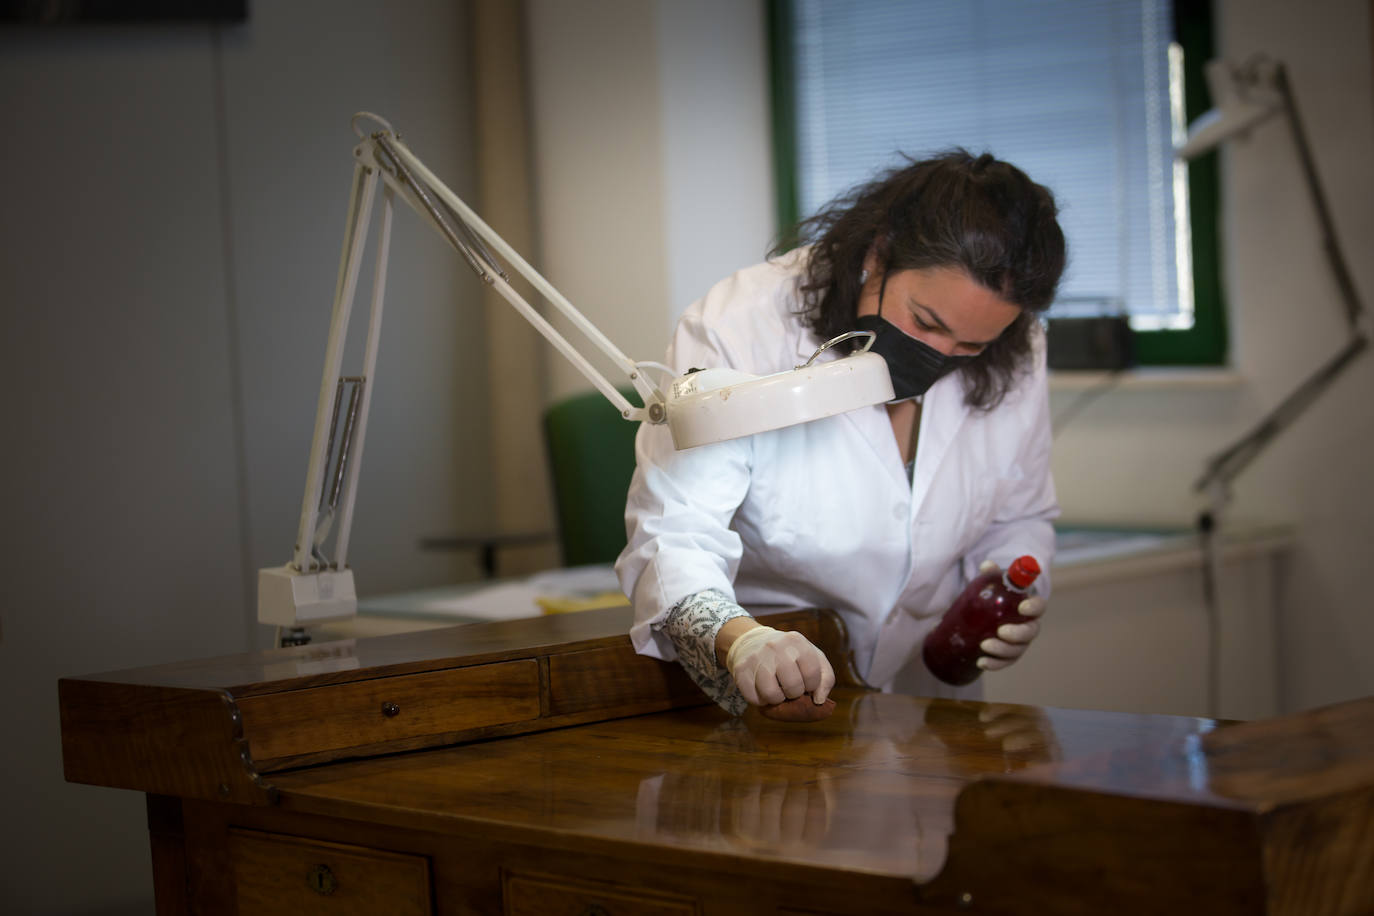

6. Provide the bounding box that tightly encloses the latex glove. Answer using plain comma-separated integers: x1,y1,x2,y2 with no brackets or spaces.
974,559,1047,672
725,625,836,707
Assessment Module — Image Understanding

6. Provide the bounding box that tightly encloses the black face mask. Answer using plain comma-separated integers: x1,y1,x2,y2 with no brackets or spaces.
854,313,971,400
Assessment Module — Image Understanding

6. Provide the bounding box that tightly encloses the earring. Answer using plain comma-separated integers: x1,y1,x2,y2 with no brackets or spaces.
859,268,870,284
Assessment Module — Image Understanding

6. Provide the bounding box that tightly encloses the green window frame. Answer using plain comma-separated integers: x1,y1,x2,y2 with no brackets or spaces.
767,0,1226,366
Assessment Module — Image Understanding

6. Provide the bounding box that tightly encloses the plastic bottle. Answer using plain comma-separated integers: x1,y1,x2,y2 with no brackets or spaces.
922,556,1042,686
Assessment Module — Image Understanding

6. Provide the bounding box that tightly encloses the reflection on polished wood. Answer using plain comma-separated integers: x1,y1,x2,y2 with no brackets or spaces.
270,689,1206,883
60,607,1374,915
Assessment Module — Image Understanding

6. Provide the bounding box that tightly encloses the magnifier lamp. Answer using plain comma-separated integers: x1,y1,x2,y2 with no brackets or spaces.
258,113,893,635
1176,56,1368,715
1177,57,1367,510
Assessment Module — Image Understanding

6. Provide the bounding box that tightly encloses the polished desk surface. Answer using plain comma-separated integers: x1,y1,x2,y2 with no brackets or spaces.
59,607,1374,914
269,690,1210,883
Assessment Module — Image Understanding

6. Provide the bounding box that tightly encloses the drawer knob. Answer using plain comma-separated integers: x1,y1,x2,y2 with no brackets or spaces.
581,906,609,916
381,701,400,718
306,864,337,895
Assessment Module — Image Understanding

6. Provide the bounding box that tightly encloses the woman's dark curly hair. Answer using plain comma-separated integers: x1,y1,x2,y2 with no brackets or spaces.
774,150,1066,411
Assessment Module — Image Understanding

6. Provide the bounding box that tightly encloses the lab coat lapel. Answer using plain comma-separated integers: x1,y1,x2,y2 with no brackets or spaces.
794,332,909,487
842,404,909,487
909,378,971,519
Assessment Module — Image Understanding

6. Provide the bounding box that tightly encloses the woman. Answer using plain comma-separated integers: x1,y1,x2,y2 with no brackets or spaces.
616,150,1066,714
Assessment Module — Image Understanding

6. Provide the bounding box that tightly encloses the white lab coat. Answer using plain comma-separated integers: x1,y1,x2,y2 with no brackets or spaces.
615,248,1058,697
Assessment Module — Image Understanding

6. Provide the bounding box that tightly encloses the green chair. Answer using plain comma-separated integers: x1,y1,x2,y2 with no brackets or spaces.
543,388,641,567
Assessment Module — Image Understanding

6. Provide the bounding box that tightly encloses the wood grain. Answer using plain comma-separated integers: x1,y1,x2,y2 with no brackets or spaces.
60,680,274,805
59,607,841,785
236,660,541,762
921,697,1374,915
266,691,1207,883
504,870,697,915
146,796,189,916
228,827,431,915
71,606,666,694
545,644,705,718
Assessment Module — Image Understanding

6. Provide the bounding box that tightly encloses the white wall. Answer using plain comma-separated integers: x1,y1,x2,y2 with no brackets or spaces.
656,0,778,325
0,4,483,912
526,0,1374,713
525,0,775,402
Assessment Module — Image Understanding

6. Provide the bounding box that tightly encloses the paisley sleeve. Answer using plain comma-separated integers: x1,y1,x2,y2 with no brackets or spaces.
655,588,752,715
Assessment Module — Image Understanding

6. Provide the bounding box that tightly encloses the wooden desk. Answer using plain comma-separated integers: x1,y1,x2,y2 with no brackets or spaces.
59,608,1373,915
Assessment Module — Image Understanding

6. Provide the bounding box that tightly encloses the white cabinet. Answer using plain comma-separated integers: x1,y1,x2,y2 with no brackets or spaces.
984,525,1291,721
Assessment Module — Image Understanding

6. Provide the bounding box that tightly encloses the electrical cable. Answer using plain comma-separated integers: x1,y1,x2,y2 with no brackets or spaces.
1050,369,1126,438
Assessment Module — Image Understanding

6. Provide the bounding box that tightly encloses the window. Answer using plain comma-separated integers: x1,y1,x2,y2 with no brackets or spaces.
769,0,1223,364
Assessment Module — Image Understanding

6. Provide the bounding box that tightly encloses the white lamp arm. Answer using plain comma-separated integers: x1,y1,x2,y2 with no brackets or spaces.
355,113,668,423
1180,57,1369,501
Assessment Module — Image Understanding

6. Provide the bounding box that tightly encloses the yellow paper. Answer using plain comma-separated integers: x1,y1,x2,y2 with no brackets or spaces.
536,591,631,615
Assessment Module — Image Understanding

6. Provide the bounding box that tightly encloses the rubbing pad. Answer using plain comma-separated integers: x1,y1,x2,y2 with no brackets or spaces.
759,695,836,722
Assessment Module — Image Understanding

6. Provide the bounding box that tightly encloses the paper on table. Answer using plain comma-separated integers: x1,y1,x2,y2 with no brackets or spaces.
411,564,624,621
412,581,546,621
526,564,623,594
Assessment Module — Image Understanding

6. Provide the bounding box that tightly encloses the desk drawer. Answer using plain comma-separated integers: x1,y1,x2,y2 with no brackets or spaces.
505,871,697,915
229,829,431,915
238,660,541,763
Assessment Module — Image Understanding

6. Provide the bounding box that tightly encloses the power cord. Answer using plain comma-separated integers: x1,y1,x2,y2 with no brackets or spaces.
1050,369,1126,438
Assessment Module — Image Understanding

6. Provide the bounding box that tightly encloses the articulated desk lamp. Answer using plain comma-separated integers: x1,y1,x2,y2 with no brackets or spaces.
1176,56,1368,714
258,113,893,642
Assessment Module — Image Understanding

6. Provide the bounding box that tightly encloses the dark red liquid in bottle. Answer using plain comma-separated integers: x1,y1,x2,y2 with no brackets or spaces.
922,555,1041,686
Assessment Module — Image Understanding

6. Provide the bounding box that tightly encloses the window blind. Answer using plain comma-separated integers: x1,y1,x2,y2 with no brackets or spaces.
788,0,1192,328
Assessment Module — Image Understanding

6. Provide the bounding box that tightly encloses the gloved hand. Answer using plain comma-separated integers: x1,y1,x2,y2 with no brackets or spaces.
974,559,1047,672
724,625,836,707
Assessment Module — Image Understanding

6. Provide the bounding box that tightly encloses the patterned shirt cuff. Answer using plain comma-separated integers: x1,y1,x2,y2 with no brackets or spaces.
655,589,751,716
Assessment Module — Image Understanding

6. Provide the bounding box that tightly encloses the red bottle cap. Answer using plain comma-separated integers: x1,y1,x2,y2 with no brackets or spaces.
1007,555,1041,588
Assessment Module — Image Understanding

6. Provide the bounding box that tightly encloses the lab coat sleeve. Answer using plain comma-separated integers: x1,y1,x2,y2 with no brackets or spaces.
960,336,1060,598
616,303,758,662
